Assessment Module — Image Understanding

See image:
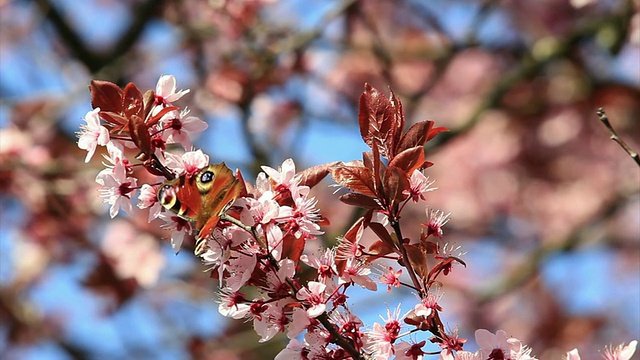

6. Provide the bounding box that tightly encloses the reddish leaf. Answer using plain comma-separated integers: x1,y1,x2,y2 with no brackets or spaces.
297,161,341,189
389,89,405,157
388,146,425,175
426,125,448,143
362,150,385,198
383,166,410,205
129,115,151,154
99,111,128,130
142,90,155,121
420,232,439,254
367,240,395,260
358,84,395,158
397,120,448,154
404,243,429,282
330,166,377,197
339,192,382,209
90,80,123,113
123,83,144,119
369,221,395,250
343,216,366,244
281,232,305,265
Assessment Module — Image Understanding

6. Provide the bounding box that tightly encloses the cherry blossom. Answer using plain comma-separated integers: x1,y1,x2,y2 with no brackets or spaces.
395,341,427,360
137,184,162,222
77,77,638,359
159,109,208,149
253,301,287,342
438,327,467,360
262,259,296,296
223,252,258,292
378,266,402,293
77,108,109,162
101,141,126,168
366,305,406,360
404,169,436,203
274,339,304,360
414,285,443,318
163,149,209,176
454,350,484,360
339,257,377,290
158,212,192,252
475,329,537,360
282,191,324,237
217,289,250,319
300,248,337,285
296,281,327,318
261,158,299,194
602,340,637,360
95,162,137,218
154,74,190,105
287,307,311,339
422,208,451,238
566,349,581,360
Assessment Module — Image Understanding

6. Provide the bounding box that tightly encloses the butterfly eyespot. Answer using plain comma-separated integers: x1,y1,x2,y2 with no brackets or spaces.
158,185,177,208
200,171,214,183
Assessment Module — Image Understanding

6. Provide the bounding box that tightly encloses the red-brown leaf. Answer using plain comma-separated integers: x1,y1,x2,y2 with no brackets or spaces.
90,80,123,113
339,193,382,209
129,115,151,154
404,243,429,282
369,221,395,250
99,111,128,130
397,120,448,154
281,232,305,265
367,240,395,260
123,83,144,119
142,90,155,121
358,84,395,158
297,161,341,189
383,165,410,205
330,166,377,197
389,90,405,157
343,217,365,244
362,150,385,198
388,146,425,175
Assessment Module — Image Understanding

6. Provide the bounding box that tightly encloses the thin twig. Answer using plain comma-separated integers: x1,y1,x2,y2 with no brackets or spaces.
597,107,640,166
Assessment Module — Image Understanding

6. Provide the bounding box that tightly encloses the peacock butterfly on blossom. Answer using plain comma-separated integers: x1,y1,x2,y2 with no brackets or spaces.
158,163,243,255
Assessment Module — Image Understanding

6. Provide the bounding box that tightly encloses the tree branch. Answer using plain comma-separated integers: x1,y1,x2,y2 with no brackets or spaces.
597,107,640,166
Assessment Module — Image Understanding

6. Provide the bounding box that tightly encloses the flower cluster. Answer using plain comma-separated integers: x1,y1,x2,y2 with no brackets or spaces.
78,76,637,360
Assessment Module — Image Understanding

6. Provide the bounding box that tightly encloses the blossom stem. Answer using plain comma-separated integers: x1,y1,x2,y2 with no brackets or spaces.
390,212,425,296
399,281,421,292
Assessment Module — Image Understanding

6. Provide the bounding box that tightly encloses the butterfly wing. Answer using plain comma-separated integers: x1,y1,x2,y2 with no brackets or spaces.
194,163,243,255
158,163,243,255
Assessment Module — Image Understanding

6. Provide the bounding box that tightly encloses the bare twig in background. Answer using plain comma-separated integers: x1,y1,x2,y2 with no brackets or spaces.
597,107,640,166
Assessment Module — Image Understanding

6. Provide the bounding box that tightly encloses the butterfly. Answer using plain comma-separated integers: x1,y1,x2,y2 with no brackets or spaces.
157,163,243,255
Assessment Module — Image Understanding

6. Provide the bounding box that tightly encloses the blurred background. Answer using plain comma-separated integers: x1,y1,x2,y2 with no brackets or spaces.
0,0,638,359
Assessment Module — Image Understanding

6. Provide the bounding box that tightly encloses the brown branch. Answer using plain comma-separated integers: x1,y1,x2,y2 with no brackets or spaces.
36,0,165,74
426,4,634,150
597,107,640,166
